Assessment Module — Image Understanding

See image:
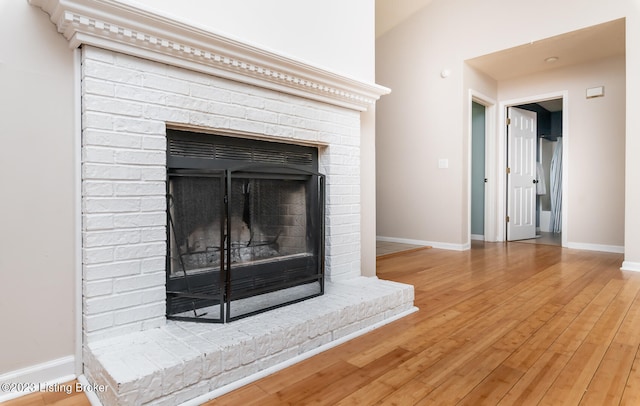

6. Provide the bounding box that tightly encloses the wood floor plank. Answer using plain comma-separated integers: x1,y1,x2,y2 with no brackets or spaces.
620,347,640,405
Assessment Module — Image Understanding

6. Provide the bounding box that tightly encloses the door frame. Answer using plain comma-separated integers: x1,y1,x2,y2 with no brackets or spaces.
468,90,497,242
497,91,569,246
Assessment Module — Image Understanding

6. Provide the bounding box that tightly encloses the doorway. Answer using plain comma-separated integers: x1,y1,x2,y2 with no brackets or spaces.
507,98,563,246
471,101,486,240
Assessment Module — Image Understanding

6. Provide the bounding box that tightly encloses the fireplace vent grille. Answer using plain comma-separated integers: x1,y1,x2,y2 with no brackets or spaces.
168,134,314,168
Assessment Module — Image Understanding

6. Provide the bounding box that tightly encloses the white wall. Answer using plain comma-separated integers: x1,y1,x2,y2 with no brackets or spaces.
130,0,375,82
376,0,640,263
0,2,77,376
1,0,379,383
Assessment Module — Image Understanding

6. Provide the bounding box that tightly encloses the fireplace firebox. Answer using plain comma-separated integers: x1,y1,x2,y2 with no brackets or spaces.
166,130,325,322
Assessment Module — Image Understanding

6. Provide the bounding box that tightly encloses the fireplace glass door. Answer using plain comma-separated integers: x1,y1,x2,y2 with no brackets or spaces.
166,130,324,322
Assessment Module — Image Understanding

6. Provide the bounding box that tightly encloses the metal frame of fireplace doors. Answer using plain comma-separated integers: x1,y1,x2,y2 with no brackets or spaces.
165,130,325,323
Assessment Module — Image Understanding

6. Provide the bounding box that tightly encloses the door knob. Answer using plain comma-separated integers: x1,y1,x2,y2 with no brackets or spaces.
533,179,539,184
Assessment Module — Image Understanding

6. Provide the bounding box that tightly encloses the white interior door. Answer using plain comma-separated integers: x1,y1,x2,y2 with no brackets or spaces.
507,107,537,241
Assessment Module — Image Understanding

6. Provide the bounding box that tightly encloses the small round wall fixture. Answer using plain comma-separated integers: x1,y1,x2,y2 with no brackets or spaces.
545,56,559,63
440,69,451,78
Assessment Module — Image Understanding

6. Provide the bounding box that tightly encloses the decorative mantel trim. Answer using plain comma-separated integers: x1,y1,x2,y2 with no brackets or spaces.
29,0,390,111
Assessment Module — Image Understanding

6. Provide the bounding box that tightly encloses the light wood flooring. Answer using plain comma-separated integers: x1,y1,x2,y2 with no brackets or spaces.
6,242,639,405
213,242,638,405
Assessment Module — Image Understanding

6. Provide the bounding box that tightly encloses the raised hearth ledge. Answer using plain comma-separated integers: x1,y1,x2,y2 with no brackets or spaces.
28,0,390,112
84,277,416,405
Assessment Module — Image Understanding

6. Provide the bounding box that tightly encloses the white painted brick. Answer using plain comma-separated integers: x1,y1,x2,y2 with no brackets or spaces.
141,257,166,273
85,279,113,297
80,48,371,346
189,112,229,129
190,83,232,102
85,291,143,315
115,150,165,165
84,78,115,97
211,103,245,118
142,286,166,304
264,99,294,115
141,167,166,182
84,214,114,231
85,61,143,86
144,105,190,122
141,228,167,243
265,124,294,138
84,129,142,149
84,312,115,331
84,322,145,343
114,302,165,325
113,117,165,135
84,197,140,213
117,53,167,76
83,112,114,130
144,73,190,95
142,317,166,331
84,229,141,248
85,95,143,117
140,196,167,211
84,146,115,164
83,164,142,181
114,242,165,261
229,92,265,109
84,181,114,197
116,84,167,105
84,47,116,64
113,212,165,228
84,260,140,281
173,381,210,405
166,93,209,112
114,181,165,196
245,108,278,124
293,128,318,142
229,118,265,134
142,135,167,150
84,247,115,264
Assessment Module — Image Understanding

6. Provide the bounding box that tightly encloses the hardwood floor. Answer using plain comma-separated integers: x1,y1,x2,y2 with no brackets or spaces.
212,241,638,405
5,242,638,405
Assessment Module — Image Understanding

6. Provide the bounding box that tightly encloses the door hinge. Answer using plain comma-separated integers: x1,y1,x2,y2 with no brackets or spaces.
506,167,511,174
506,118,511,125
506,215,510,223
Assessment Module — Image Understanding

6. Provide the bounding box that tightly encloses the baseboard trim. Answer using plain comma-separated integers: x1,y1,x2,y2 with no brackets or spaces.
621,261,640,272
470,234,485,241
0,356,76,402
377,236,468,251
565,242,624,254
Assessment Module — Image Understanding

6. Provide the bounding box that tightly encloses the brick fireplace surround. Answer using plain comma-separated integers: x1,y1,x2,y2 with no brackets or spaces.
30,1,415,404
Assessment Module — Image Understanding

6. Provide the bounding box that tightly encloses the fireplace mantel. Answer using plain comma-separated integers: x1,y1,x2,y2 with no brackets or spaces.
29,0,390,112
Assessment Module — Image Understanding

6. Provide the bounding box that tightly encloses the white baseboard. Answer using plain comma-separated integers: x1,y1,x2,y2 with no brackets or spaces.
0,356,76,403
621,261,640,272
565,242,624,254
471,234,484,241
377,236,469,251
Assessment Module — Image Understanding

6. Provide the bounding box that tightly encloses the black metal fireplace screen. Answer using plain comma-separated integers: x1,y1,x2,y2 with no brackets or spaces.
166,130,325,322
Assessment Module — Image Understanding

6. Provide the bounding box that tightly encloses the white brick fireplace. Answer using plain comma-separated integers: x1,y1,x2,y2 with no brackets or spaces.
31,0,415,404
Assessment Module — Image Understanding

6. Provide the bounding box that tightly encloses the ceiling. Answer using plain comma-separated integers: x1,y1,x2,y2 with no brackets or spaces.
376,3,625,83
375,0,435,38
466,18,626,82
